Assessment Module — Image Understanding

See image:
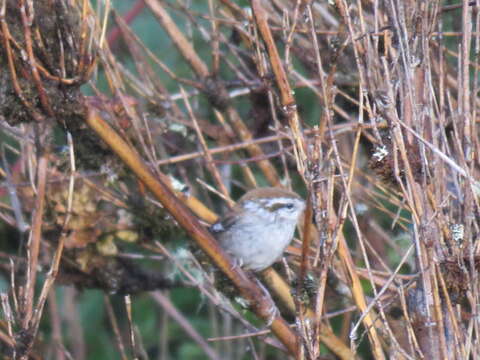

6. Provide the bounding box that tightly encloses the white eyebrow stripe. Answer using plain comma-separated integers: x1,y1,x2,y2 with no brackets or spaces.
242,197,305,211
243,201,262,211
260,197,298,206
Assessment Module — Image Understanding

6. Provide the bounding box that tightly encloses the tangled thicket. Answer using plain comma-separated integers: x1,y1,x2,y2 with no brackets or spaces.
0,1,479,359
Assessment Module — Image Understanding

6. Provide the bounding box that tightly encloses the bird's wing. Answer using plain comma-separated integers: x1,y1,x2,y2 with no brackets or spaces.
209,210,238,234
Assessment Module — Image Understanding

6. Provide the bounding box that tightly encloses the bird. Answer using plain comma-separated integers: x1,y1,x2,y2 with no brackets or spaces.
210,187,305,272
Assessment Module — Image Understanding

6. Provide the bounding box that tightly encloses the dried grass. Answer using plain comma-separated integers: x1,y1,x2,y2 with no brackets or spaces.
0,0,479,359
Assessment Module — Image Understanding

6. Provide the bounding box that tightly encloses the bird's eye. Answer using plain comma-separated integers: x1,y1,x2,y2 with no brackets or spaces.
286,203,294,210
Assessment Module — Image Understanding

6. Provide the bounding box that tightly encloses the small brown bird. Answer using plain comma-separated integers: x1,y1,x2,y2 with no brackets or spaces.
210,188,305,272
